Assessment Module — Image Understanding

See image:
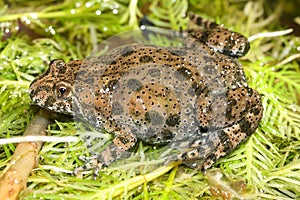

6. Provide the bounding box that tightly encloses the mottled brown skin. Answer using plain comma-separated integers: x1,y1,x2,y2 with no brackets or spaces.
29,13,263,175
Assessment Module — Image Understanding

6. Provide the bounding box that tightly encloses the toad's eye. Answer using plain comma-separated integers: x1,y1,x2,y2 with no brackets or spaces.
55,82,71,98
59,87,67,95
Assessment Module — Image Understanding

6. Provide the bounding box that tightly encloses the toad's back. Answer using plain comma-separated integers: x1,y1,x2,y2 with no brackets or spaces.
72,44,248,144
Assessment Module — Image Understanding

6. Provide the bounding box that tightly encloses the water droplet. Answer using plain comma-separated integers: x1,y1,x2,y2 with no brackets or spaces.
85,2,92,8
95,10,101,15
25,19,31,24
46,26,56,35
75,2,81,7
112,9,118,14
70,9,76,14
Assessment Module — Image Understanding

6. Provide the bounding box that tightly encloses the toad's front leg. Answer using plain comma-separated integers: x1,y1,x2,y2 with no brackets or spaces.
74,131,137,177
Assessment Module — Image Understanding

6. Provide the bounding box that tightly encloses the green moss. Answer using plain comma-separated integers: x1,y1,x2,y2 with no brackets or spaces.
0,0,300,199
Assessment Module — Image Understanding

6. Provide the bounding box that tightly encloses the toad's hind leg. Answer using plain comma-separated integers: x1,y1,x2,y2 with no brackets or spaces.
171,124,248,171
188,12,222,30
187,12,250,57
169,87,263,171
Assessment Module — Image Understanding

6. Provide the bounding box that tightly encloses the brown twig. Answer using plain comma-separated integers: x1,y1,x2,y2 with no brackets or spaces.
0,109,52,200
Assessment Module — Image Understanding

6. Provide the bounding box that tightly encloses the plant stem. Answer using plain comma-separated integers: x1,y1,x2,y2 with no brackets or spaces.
90,161,181,199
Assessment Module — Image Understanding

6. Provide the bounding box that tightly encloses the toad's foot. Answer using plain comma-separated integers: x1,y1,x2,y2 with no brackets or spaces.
73,155,103,178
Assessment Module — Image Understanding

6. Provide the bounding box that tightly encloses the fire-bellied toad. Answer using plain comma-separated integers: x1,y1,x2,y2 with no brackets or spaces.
29,13,263,175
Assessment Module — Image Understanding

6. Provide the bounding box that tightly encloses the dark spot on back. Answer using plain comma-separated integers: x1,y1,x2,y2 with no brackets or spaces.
148,68,161,77
139,55,153,63
239,118,252,135
112,101,124,115
84,77,94,84
225,107,233,119
145,110,164,125
110,60,117,65
192,82,205,96
252,107,261,116
105,79,119,91
77,70,86,77
121,46,135,56
203,65,218,75
119,136,130,145
202,55,215,63
160,129,174,141
166,114,180,127
175,67,192,81
188,86,196,96
145,127,156,137
199,126,208,133
127,78,142,91
227,98,237,107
